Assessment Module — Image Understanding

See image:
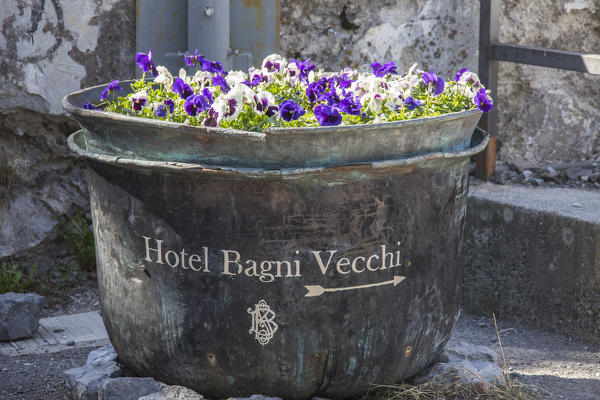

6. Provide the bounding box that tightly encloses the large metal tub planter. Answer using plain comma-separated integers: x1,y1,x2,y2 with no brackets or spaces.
62,82,482,168
67,120,488,399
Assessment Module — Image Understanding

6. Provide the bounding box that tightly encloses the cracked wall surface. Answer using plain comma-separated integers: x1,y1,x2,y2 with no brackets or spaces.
0,0,135,269
0,0,598,267
280,0,600,164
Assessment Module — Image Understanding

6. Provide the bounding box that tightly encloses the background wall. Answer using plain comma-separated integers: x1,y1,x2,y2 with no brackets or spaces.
0,0,136,268
1,0,598,267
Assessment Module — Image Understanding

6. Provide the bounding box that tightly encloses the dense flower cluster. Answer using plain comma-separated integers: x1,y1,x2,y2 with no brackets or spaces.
91,51,493,132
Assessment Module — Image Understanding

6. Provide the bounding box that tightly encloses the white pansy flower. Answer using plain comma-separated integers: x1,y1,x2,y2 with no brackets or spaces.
154,66,173,87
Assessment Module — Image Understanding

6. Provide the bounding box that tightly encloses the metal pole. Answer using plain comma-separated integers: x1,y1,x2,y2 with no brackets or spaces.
188,0,231,69
476,0,499,180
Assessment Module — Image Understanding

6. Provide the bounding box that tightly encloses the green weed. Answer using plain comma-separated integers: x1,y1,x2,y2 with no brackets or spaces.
0,262,37,294
58,213,95,271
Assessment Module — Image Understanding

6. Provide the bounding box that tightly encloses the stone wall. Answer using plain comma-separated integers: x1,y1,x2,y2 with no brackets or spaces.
280,0,600,164
1,0,598,267
0,0,136,269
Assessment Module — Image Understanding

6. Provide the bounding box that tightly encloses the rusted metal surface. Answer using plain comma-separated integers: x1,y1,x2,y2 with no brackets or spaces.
63,82,482,169
68,128,488,399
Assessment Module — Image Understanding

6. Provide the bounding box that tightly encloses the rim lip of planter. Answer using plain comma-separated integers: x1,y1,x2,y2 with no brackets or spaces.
62,80,482,141
68,127,489,175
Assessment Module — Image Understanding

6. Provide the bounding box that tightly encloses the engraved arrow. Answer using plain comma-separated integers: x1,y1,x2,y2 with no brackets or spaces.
304,276,406,297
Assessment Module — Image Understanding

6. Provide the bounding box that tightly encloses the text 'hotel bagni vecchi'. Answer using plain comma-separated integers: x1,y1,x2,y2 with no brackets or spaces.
142,236,410,282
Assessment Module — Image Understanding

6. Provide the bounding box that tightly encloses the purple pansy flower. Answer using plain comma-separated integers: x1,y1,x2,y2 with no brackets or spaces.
243,73,268,88
306,78,329,102
314,104,342,126
264,60,281,73
135,50,158,77
202,88,213,104
184,50,202,67
155,99,175,117
203,108,219,127
403,96,423,110
100,80,122,101
172,78,193,100
455,67,469,82
371,61,397,77
339,95,362,115
202,59,225,75
212,74,230,93
421,71,445,96
184,94,210,116
473,88,493,112
279,100,305,122
83,102,95,110
291,58,315,84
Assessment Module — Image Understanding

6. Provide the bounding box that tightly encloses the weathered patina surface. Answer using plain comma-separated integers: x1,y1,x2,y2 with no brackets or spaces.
69,129,487,399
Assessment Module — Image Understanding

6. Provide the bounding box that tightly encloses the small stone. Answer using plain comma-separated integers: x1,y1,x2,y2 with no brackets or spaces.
440,340,499,364
416,359,504,390
64,345,122,400
0,292,45,341
99,377,165,400
531,178,544,186
235,395,283,400
521,170,533,179
60,339,76,346
139,385,204,400
545,166,557,176
572,202,583,208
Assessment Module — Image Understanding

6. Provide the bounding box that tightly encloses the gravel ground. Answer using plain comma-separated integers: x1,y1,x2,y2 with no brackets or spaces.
1,310,599,400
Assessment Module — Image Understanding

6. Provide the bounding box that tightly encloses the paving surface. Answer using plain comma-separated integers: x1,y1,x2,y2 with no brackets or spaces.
1,311,599,399
0,312,109,357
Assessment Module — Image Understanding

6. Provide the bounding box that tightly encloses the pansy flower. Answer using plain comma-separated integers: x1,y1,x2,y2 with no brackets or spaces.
184,94,210,116
314,104,342,126
100,80,122,101
339,95,362,115
155,99,175,117
371,61,398,77
402,96,422,110
212,74,231,93
262,54,287,74
154,66,173,87
172,77,193,99
131,91,148,111
203,108,220,127
455,67,469,82
291,58,315,84
473,88,493,112
306,78,329,102
136,50,158,77
83,102,96,110
254,91,278,117
421,71,445,96
279,100,305,122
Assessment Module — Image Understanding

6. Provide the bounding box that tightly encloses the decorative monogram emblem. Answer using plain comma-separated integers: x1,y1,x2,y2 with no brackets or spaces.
247,299,278,345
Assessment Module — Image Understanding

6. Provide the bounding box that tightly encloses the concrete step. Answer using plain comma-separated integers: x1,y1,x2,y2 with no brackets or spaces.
461,182,600,342
0,311,109,356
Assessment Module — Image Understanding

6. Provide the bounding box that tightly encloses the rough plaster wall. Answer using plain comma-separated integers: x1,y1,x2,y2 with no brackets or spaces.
280,0,600,164
0,0,136,269
280,0,479,79
497,0,600,163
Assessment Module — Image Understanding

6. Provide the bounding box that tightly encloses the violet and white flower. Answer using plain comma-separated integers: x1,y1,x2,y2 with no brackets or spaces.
100,80,122,101
203,107,220,127
279,100,305,122
131,91,148,111
473,88,493,112
262,54,287,74
254,91,278,117
154,66,173,87
314,104,342,126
